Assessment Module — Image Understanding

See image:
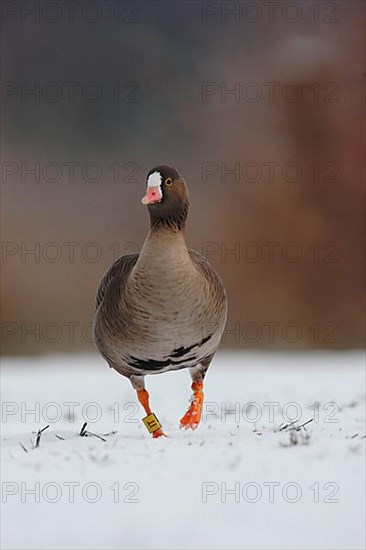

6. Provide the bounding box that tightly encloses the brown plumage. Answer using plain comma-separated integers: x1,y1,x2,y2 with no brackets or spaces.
94,165,227,437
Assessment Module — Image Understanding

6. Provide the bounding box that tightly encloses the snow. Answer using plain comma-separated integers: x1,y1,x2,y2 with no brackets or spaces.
1,351,365,550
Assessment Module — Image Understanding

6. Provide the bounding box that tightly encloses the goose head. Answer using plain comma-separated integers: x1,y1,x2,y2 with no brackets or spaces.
141,165,189,231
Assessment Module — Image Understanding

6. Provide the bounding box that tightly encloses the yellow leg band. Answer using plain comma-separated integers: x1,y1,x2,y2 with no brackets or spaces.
142,412,162,434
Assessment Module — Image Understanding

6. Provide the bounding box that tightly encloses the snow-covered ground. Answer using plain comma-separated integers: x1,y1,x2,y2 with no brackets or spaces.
1,351,365,550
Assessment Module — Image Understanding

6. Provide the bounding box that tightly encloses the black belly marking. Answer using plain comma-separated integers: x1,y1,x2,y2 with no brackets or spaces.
170,333,212,359
171,345,194,358
127,334,213,372
128,356,171,371
127,354,199,372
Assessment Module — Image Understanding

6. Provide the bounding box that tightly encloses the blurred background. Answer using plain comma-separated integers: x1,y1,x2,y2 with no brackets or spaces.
1,0,365,354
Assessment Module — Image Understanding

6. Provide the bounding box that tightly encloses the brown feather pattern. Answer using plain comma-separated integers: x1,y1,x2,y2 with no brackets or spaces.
94,166,227,384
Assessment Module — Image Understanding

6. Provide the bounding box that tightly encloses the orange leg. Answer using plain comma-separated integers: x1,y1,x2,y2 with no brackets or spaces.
180,381,204,430
137,389,166,438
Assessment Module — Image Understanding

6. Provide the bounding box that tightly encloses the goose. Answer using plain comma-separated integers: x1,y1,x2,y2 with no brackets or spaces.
94,165,227,438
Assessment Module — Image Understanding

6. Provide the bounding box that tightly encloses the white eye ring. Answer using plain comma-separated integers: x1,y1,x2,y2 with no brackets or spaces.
165,178,173,186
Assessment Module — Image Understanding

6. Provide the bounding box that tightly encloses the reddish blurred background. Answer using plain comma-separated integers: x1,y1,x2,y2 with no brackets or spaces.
1,0,365,354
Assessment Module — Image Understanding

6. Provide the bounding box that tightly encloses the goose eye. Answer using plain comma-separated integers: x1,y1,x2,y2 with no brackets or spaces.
165,177,173,186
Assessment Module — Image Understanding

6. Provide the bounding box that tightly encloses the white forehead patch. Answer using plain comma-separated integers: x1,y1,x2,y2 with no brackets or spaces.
147,171,162,188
